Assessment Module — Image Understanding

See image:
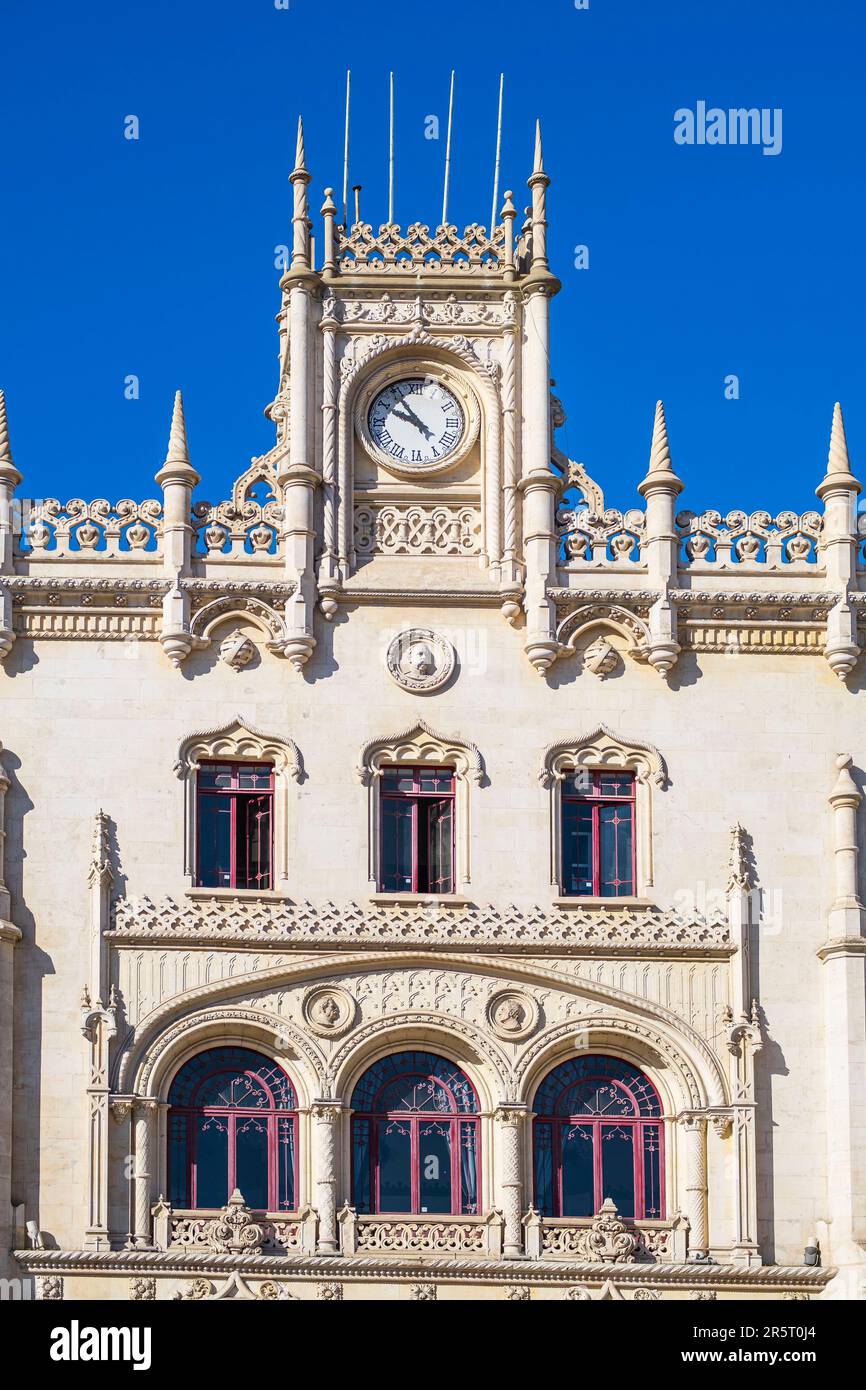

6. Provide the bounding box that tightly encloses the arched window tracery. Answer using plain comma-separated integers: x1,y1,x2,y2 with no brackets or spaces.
532,1054,663,1220
351,1050,480,1216
167,1046,298,1212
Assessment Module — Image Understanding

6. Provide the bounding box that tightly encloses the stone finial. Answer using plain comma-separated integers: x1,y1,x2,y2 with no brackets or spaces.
817,401,861,499
89,809,113,887
829,752,861,808
0,389,22,487
293,115,307,175
639,400,684,497
533,119,545,176
727,822,752,893
156,391,199,488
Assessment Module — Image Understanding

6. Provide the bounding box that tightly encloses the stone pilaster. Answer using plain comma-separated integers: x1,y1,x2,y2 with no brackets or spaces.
818,754,866,1287
311,1101,342,1255
495,1105,528,1258
0,390,22,661
679,1114,709,1257
133,1100,157,1248
0,746,21,1280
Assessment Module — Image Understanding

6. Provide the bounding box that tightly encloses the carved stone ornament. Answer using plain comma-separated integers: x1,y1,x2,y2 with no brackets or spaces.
582,635,620,679
571,1199,639,1264
218,633,256,671
562,1286,592,1301
301,984,357,1039
198,1189,266,1254
129,1277,156,1301
486,989,540,1042
409,1283,437,1301
386,628,456,693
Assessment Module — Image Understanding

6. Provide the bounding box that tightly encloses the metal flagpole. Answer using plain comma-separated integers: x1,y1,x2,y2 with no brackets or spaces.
388,71,395,224
342,69,351,225
441,70,455,226
491,73,504,233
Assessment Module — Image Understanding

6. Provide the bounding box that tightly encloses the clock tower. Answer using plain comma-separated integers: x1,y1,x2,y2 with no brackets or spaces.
268,117,561,673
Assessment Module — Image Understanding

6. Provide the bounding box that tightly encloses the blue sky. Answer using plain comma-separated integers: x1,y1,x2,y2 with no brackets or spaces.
1,0,864,515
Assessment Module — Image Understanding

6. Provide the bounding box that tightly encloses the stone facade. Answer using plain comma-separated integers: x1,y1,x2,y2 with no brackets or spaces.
1,119,863,1301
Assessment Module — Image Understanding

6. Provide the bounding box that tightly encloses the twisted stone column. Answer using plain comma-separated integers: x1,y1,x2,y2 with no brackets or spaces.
679,1114,709,1257
312,1102,342,1254
495,1105,528,1258
132,1099,156,1248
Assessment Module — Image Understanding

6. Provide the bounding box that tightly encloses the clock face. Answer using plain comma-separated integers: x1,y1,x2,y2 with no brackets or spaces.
367,378,465,468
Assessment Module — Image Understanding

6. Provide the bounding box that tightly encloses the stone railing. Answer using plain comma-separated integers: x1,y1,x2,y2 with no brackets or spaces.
556,504,647,570
338,1207,503,1258
524,1200,689,1264
152,1192,317,1256
337,221,506,275
354,502,482,557
17,498,164,559
676,509,823,572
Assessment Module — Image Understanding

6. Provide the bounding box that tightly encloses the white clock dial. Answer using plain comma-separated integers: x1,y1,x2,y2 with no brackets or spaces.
368,378,465,468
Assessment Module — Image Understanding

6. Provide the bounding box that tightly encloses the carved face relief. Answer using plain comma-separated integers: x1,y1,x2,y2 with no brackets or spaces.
219,634,257,672
486,989,540,1042
301,985,356,1039
386,628,455,693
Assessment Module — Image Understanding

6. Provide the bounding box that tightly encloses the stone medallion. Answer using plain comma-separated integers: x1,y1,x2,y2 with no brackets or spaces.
386,628,455,693
301,984,356,1039
218,633,256,672
485,989,540,1042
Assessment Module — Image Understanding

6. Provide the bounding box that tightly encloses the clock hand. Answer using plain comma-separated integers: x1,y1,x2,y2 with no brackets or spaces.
391,404,434,440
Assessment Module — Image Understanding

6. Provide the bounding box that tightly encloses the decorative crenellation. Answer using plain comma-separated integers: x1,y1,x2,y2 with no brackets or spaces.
109,894,731,954
192,455,284,559
675,509,823,570
336,221,507,275
19,498,163,558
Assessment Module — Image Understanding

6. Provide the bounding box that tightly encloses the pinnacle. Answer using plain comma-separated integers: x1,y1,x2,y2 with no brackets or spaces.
638,400,684,497
0,390,13,466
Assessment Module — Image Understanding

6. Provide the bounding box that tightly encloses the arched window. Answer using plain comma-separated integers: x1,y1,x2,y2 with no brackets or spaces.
351,1051,480,1216
167,1047,297,1212
533,1055,663,1220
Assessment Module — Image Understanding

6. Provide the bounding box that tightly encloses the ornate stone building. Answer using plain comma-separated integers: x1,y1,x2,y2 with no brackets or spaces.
1,120,862,1302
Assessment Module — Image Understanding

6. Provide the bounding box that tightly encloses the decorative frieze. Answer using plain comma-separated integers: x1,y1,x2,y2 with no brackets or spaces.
354,502,481,556
109,895,732,955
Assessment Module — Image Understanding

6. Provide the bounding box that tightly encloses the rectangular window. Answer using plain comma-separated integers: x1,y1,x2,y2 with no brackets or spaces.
561,770,635,897
380,766,455,894
196,762,274,890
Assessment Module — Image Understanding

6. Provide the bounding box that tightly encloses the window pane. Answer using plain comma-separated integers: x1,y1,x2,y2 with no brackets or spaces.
235,1115,269,1209
599,803,633,897
418,1122,453,1214
236,765,272,790
562,802,593,895
352,1119,371,1214
601,1124,635,1217
198,764,234,789
642,1124,662,1219
534,1122,554,1217
562,769,593,797
419,769,454,793
198,794,232,887
460,1122,478,1215
277,1117,296,1212
598,771,633,798
426,798,454,894
168,1114,189,1207
195,1115,229,1208
381,798,414,891
382,769,415,793
236,794,272,890
377,1119,412,1212
561,1123,595,1217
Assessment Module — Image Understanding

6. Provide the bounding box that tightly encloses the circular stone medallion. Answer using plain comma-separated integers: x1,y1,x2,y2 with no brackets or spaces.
301,985,356,1039
486,989,540,1042
386,628,455,694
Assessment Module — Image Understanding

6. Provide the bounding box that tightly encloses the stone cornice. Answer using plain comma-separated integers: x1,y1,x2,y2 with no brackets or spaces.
108,895,733,955
12,1247,834,1292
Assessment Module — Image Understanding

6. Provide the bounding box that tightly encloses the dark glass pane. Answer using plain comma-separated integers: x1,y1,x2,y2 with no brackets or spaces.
642,1124,662,1219
535,1055,661,1119
352,1119,372,1214
168,1114,189,1207
562,1077,636,1117
377,1075,454,1113
460,1122,478,1214
383,769,415,793
534,1122,554,1217
236,794,272,890
381,798,414,891
601,1124,635,1218
377,1119,412,1212
426,799,453,894
198,794,232,887
599,803,633,897
418,1122,453,1214
277,1117,296,1211
561,1123,595,1217
198,764,234,789
562,802,593,895
195,1067,272,1110
195,1115,229,1208
169,1048,296,1109
598,771,633,798
562,769,593,797
236,764,272,790
235,1115,269,1209
350,1052,479,1115
419,769,454,793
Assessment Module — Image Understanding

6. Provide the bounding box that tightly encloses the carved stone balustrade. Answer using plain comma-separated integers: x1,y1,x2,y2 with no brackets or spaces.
336,221,507,276
338,1207,504,1259
18,498,164,561
676,509,823,573
522,1200,689,1264
151,1192,317,1256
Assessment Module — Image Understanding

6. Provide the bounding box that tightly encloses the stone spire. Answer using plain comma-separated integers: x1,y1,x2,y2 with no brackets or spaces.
0,390,21,485
817,401,860,499
533,119,545,176
289,116,312,272
639,400,684,497
527,120,553,278
157,390,197,480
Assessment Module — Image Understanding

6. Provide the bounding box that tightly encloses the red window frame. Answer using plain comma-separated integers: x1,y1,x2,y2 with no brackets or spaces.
195,760,275,890
379,765,456,894
561,769,636,897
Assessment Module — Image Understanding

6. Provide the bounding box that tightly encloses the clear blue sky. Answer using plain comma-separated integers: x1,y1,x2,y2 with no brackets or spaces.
1,0,864,515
